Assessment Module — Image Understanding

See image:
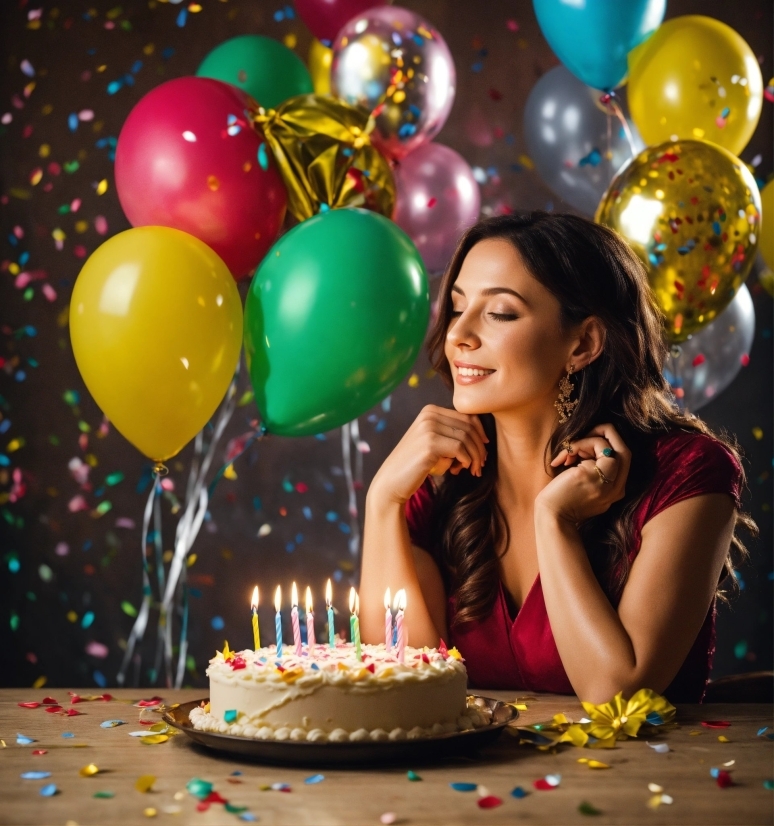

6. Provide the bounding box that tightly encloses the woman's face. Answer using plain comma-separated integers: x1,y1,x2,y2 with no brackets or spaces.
444,238,577,417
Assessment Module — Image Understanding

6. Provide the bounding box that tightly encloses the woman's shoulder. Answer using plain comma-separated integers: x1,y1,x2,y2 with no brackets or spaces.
640,427,743,520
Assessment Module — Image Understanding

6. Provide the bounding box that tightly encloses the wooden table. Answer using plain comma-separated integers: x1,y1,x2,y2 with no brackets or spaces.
1,689,772,826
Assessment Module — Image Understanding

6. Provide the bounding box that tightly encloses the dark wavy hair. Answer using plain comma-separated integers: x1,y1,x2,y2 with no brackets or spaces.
426,211,757,628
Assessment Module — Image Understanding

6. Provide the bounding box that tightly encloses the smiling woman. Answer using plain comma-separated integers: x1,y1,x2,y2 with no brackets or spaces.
359,211,757,705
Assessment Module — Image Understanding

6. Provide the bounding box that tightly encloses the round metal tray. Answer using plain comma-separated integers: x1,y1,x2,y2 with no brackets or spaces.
163,695,517,767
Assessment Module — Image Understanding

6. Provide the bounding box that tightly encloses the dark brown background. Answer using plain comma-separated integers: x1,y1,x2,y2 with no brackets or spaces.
0,0,771,689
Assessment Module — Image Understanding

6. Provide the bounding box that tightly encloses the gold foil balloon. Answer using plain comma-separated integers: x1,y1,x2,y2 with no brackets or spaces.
596,140,761,343
309,39,333,96
760,179,773,270
254,94,395,222
627,16,763,157
330,6,456,161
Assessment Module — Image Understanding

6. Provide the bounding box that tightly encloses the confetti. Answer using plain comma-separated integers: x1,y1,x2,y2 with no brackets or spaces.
94,790,115,798
304,774,325,784
21,771,51,779
100,719,124,728
579,801,601,815
701,720,730,728
646,742,670,753
79,763,100,777
511,786,528,798
140,734,169,745
40,784,58,797
407,770,422,781
533,774,561,790
450,782,477,792
135,775,156,793
380,814,397,825
477,795,502,809
16,734,35,745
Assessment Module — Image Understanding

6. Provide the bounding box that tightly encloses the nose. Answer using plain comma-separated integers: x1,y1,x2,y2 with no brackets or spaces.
446,307,481,350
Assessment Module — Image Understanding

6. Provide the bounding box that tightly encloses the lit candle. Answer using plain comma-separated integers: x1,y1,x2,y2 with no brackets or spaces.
349,587,361,661
274,585,283,658
326,578,335,649
291,581,302,657
394,589,407,663
251,586,260,651
384,587,392,651
305,586,314,656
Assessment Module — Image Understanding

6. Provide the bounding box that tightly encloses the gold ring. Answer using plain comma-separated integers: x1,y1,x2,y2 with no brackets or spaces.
594,465,614,484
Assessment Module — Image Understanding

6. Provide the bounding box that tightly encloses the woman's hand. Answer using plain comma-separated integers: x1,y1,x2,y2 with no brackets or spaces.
368,404,489,505
536,423,631,524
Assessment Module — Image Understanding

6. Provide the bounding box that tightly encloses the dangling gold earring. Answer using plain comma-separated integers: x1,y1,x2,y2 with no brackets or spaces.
554,364,578,423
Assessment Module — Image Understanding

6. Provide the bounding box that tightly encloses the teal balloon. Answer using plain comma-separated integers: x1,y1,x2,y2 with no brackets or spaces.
197,35,313,109
245,208,429,437
532,0,665,90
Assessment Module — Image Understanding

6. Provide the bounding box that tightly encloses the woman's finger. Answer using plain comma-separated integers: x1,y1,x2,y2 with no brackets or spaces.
435,415,488,471
430,405,490,446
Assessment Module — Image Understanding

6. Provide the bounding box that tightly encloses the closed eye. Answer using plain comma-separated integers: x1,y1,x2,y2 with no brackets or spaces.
489,312,518,321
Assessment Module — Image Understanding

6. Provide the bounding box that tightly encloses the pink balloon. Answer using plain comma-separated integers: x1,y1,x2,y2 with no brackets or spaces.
114,77,287,281
295,0,389,44
393,143,480,274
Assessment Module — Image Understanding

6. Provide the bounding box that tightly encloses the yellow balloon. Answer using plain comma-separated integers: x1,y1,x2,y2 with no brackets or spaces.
761,179,774,270
628,16,763,157
596,140,761,343
308,38,332,96
70,227,243,462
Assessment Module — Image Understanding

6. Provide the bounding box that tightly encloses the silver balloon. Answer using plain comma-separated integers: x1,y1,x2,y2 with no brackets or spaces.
523,65,643,216
663,284,755,413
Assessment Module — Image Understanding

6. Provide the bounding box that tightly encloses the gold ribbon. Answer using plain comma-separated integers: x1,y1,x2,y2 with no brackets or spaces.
253,94,395,222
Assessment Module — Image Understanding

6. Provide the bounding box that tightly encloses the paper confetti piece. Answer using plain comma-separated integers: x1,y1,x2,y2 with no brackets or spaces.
450,782,478,792
511,786,527,798
380,815,397,825
718,735,730,743
21,771,51,779
79,763,100,777
764,780,774,790
701,720,730,728
40,784,58,797
186,778,213,798
579,801,601,815
16,734,35,745
578,759,610,769
32,750,47,756
407,770,422,781
94,791,115,798
143,808,157,817
304,774,325,784
135,775,156,793
534,774,561,790
100,720,125,728
140,734,169,745
647,742,670,753
477,795,502,809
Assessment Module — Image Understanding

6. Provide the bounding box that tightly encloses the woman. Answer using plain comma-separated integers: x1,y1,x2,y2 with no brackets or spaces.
360,211,756,704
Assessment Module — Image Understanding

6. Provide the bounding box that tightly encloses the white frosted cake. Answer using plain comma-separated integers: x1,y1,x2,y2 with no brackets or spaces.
189,641,489,742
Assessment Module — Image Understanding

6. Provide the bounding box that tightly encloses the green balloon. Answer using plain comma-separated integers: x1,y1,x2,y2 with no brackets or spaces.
196,35,313,110
245,209,429,437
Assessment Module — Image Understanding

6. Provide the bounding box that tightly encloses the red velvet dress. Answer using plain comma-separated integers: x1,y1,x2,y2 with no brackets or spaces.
405,430,742,703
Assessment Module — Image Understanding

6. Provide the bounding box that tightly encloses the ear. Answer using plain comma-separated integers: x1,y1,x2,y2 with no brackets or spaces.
568,316,606,370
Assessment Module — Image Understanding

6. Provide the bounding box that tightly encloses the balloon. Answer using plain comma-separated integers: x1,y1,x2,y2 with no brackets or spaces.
596,140,761,342
244,208,429,437
114,77,287,281
70,227,243,462
308,38,333,96
761,180,773,270
664,284,755,413
393,142,480,275
523,65,644,217
627,16,763,158
331,6,456,161
296,0,389,45
197,35,313,110
532,0,665,90
255,94,395,222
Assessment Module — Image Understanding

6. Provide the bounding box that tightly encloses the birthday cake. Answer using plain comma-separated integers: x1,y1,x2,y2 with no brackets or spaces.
189,641,488,742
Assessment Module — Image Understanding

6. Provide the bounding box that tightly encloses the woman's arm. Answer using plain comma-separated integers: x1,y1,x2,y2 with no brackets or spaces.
535,492,736,704
359,405,488,648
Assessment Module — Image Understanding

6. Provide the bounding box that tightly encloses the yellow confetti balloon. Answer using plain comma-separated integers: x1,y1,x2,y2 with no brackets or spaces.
596,140,761,342
760,179,773,270
308,38,332,96
627,16,763,157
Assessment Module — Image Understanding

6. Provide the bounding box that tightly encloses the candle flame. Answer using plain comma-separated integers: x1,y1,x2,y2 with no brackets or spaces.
251,585,259,611
349,586,356,614
384,587,391,611
325,578,332,607
291,581,298,608
393,588,407,612
274,585,281,613
306,586,313,614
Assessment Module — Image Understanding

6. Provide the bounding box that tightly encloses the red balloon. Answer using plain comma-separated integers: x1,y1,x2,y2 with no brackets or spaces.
114,76,287,281
295,0,389,44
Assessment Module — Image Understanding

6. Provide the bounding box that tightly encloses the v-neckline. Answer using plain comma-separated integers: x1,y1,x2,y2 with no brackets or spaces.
500,573,541,626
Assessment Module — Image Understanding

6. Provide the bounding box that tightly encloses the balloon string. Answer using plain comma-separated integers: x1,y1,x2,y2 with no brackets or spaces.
599,92,638,157
116,474,159,686
341,421,361,558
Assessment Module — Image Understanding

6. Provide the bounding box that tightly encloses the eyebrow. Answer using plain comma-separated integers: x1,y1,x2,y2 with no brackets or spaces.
451,284,529,305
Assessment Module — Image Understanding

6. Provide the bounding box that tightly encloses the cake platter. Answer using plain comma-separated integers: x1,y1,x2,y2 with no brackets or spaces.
164,696,518,767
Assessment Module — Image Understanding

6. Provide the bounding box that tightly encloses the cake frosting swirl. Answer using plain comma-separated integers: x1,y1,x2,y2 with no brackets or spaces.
190,640,490,742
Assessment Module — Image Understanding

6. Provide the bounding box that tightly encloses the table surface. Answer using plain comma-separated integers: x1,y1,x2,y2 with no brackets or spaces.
1,688,772,826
